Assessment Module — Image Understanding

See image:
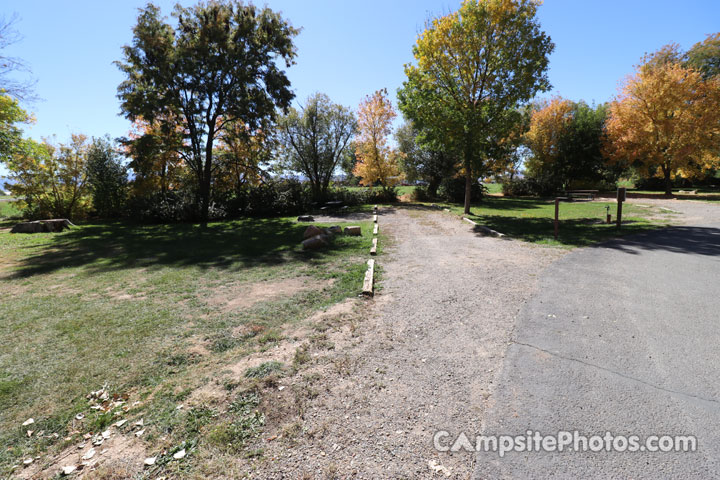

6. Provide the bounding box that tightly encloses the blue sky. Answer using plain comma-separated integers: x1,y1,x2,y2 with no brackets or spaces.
2,0,719,176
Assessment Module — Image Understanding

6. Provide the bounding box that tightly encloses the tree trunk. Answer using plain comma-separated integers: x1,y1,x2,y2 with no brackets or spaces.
200,176,211,227
200,137,215,227
664,168,672,196
428,177,440,198
464,164,472,215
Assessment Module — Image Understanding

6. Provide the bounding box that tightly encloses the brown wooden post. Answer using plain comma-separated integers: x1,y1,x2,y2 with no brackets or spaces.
554,198,560,240
616,188,626,228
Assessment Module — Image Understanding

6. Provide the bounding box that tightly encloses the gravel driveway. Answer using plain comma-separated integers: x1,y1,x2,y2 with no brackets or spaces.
256,206,565,478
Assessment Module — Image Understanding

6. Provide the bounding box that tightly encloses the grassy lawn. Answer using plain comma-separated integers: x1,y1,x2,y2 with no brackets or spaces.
442,197,672,247
0,216,376,475
482,183,503,195
0,199,21,219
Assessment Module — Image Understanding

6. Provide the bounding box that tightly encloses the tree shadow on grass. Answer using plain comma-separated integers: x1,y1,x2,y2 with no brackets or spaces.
591,225,720,256
8,218,365,278
471,215,664,248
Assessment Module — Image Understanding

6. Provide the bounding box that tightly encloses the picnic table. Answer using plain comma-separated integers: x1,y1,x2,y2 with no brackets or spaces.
565,190,598,201
320,201,344,211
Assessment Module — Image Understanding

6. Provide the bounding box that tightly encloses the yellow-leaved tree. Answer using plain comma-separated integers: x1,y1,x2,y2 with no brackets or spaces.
524,97,574,177
353,89,403,192
604,49,720,194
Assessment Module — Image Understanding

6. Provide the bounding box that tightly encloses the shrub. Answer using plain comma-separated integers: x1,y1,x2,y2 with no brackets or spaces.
127,190,225,223
502,176,560,197
411,185,432,202
438,177,485,203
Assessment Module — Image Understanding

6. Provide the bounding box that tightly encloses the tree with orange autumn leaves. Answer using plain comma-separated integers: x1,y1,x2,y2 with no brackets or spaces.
604,49,720,195
352,89,403,191
124,115,185,197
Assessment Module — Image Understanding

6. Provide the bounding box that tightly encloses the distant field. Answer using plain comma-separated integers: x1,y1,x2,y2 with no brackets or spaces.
483,183,503,194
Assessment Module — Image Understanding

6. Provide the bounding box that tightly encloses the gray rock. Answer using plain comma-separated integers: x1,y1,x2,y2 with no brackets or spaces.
328,226,343,235
303,225,325,240
302,234,330,250
297,215,314,222
11,219,75,234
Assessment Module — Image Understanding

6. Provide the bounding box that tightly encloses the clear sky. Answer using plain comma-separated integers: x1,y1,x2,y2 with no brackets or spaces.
2,0,719,176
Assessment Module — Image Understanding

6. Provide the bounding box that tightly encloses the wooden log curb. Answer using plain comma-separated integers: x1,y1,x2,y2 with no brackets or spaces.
373,214,378,223
370,238,378,255
463,217,505,238
373,224,378,235
362,259,375,296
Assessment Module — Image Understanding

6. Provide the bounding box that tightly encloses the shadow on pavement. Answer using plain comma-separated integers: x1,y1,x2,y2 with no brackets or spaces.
594,225,720,256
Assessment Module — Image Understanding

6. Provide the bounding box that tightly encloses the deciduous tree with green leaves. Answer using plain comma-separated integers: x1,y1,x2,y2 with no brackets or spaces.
86,136,128,218
398,0,553,213
5,134,91,219
279,93,357,200
116,1,298,223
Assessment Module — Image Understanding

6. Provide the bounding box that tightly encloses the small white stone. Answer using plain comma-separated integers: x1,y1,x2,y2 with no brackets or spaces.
173,449,186,460
62,465,77,475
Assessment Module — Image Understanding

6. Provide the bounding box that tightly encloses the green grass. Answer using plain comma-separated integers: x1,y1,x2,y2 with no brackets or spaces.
442,197,670,248
0,216,374,473
0,199,21,219
482,183,503,195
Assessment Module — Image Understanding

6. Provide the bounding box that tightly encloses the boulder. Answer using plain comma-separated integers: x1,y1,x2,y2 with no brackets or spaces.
11,219,75,234
302,234,331,250
303,225,325,240
297,215,314,222
328,225,342,235
344,226,362,236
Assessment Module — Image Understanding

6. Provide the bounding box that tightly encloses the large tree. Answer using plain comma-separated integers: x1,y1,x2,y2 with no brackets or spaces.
398,0,553,214
279,93,357,200
116,1,298,223
604,50,720,195
395,121,456,197
525,98,615,190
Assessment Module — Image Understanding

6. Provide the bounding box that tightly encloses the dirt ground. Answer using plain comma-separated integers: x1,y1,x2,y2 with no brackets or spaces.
246,206,566,478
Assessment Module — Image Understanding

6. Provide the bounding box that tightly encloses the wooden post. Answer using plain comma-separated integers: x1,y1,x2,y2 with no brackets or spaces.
616,187,626,228
554,198,560,240
362,259,375,296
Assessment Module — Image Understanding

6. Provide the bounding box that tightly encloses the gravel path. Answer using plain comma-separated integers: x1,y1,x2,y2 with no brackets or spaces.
255,206,565,478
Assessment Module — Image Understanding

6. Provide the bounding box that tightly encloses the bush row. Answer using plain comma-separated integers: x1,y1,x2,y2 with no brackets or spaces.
128,180,399,223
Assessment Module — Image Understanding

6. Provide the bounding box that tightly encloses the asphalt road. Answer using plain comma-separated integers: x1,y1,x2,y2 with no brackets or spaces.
475,201,720,479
